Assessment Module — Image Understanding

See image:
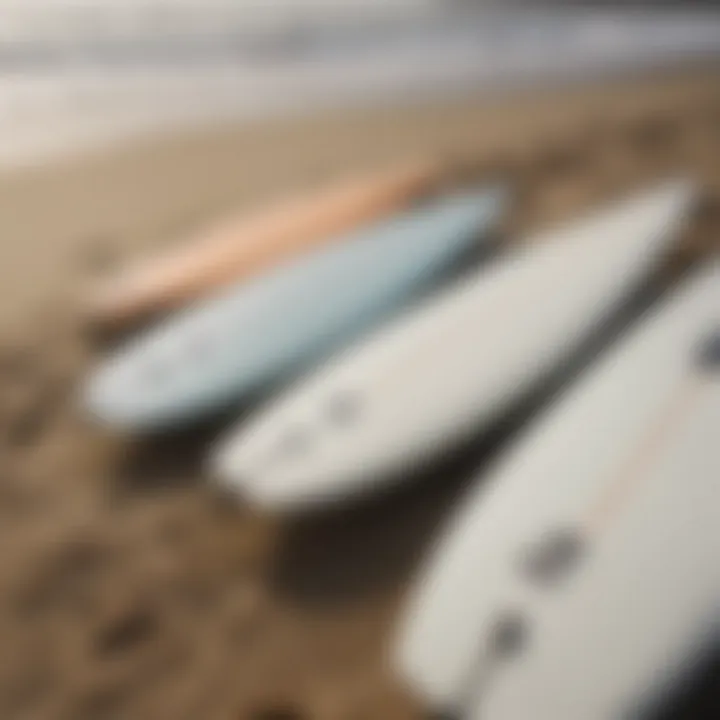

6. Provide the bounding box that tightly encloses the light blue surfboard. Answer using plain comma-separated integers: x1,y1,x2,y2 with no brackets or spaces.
85,187,506,430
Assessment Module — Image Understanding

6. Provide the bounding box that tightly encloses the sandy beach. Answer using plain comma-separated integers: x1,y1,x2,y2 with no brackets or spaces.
0,65,719,719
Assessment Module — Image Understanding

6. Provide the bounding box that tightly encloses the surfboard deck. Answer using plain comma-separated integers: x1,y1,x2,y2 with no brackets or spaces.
85,187,505,430
213,180,695,512
394,263,719,717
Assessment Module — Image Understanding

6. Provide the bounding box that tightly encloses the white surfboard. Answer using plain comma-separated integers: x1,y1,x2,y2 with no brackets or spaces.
212,180,695,511
395,262,720,717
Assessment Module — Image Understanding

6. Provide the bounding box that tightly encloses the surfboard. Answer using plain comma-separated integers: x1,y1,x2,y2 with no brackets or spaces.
85,187,505,430
212,179,695,511
87,159,440,325
394,262,719,717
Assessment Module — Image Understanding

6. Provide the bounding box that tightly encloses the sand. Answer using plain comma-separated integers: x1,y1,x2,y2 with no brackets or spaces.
0,66,719,720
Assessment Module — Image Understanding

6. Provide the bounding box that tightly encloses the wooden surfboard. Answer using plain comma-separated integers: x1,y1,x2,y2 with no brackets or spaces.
88,159,441,325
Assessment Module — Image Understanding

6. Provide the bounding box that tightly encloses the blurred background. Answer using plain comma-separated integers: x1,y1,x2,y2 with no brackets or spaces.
3,0,720,166
0,1,719,719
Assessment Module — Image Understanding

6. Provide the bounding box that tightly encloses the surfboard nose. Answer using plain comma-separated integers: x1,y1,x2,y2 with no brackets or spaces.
86,374,149,431
211,434,264,503
84,349,178,430
84,363,133,428
212,456,287,512
211,415,337,511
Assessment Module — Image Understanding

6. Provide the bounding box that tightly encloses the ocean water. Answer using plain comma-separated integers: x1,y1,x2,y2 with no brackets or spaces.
2,5,720,167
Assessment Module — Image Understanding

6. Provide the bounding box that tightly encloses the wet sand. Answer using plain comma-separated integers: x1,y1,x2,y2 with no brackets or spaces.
0,66,719,720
